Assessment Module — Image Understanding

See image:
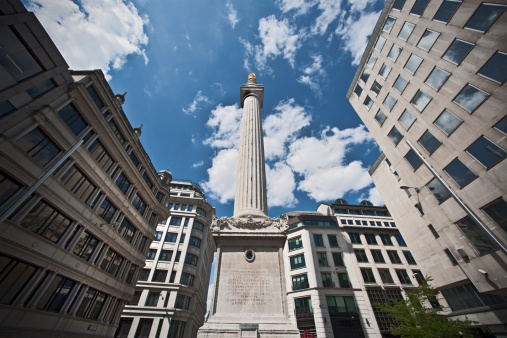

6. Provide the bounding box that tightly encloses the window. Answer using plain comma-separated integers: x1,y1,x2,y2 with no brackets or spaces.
478,51,507,84
336,273,350,288
379,63,391,79
132,193,147,216
170,217,182,226
354,84,363,97
375,36,386,51
294,297,313,314
128,291,142,305
20,200,73,244
360,69,370,83
327,296,358,314
393,0,406,10
404,54,423,74
138,269,150,281
404,150,423,172
76,287,106,320
72,231,99,261
185,253,198,266
180,272,194,286
387,126,403,146
379,269,394,283
18,128,61,167
443,248,458,265
434,109,462,136
467,136,506,168
175,294,191,309
290,254,305,269
355,249,368,262
328,234,339,247
464,3,506,32
371,249,385,263
349,232,361,244
443,39,474,65
379,234,393,245
383,16,396,32
364,95,374,110
433,0,461,23
317,252,329,266
333,252,344,266
361,268,376,283
441,282,507,312
58,104,87,136
152,270,168,283
383,93,397,111
168,320,186,338
179,234,186,244
165,232,178,243
146,249,157,260
322,272,333,287
396,269,412,284
444,158,477,187
482,199,507,232
196,207,207,217
388,44,402,61
398,109,416,130
154,231,164,241
427,224,440,239
115,172,131,195
60,165,97,205
495,116,507,135
86,85,105,110
364,233,377,245
419,130,441,155
288,236,303,251
0,171,22,208
417,29,440,51
36,275,75,312
313,234,324,247
456,216,499,254
98,198,117,223
425,67,450,91
367,54,378,69
393,75,409,94
427,177,450,203
371,80,382,95
398,22,415,40
454,84,490,113
100,249,124,277
394,234,407,247
192,220,203,232
189,236,201,248
387,250,402,264
0,254,38,305
410,0,430,15
116,318,134,337
88,139,115,173
108,119,126,147
292,274,309,290
374,109,387,126
403,251,417,265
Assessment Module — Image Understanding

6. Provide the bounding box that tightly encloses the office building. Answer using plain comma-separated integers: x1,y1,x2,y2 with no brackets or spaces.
0,1,171,336
119,180,215,338
347,0,507,334
284,199,424,337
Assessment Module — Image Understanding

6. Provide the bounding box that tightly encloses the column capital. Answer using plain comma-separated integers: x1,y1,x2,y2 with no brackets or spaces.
240,83,264,108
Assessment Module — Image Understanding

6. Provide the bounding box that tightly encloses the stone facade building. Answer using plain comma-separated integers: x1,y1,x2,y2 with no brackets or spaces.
0,1,171,336
119,179,215,338
284,200,424,337
347,0,507,334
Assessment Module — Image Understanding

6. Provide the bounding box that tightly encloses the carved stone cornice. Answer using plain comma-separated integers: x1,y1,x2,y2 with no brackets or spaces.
211,214,288,234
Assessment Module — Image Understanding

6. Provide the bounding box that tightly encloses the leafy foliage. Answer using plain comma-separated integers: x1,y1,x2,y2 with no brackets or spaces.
375,277,476,337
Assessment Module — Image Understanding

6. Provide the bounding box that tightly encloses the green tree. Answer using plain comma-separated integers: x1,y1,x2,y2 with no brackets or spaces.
375,277,475,337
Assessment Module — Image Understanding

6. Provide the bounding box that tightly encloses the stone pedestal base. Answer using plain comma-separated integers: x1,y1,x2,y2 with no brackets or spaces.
198,216,299,338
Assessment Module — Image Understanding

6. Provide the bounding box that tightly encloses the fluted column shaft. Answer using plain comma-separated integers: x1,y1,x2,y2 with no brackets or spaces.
234,91,268,218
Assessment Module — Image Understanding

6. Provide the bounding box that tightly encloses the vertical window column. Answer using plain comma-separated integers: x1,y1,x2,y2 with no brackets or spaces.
68,285,89,316
10,268,48,307
59,281,84,314
64,225,87,252
24,271,58,309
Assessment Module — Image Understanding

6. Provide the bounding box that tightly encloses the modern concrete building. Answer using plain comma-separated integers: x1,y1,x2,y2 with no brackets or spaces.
347,0,507,334
284,199,425,337
0,1,171,336
118,179,215,338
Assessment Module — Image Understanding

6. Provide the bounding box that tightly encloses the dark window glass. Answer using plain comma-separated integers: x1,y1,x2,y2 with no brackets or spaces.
387,250,402,264
388,44,402,61
169,217,182,226
0,100,15,118
313,234,324,247
393,75,409,93
425,67,450,91
100,248,124,277
361,70,370,83
365,233,377,245
138,269,150,281
189,236,201,248
417,29,440,51
57,104,87,136
0,254,38,305
72,230,98,261
132,193,146,216
294,297,313,314
383,93,397,111
410,0,430,15
404,54,423,74
396,269,412,284
371,250,385,263
364,95,374,110
185,253,198,266
355,249,368,262
88,139,115,172
115,172,131,194
456,217,499,255
466,136,506,168
142,172,153,190
129,152,140,168
159,250,173,261
290,254,306,269
36,275,75,312
193,220,204,231
152,270,168,282
98,198,117,223
168,320,186,338
321,272,333,287
18,128,60,167
482,199,507,233
441,282,507,312
380,234,393,246
371,80,382,95
403,251,417,265
128,291,142,305
453,84,490,113
361,268,376,283
478,51,507,84
464,3,506,32
76,288,106,320
328,295,358,314
375,36,386,52
444,158,477,187
374,109,387,126
20,200,73,243
398,22,415,41
367,54,377,69
383,16,396,32
433,0,461,23
443,39,474,65
292,274,309,290
116,318,133,337
354,84,363,97
60,164,97,205
135,318,154,338
333,252,344,266
328,234,339,247
398,109,416,130
349,232,362,244
405,149,423,170
387,126,403,146
393,0,406,10
108,119,126,147
165,232,178,243
444,248,458,265
428,224,440,238
379,269,394,283
434,109,462,135
317,252,329,266
379,63,391,79
426,177,451,203
418,130,441,154
147,249,157,260
0,171,22,208
86,85,105,110
175,294,190,309
394,234,407,246
180,272,194,286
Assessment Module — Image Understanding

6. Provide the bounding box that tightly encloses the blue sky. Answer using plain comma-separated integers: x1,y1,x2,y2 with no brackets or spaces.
26,0,386,218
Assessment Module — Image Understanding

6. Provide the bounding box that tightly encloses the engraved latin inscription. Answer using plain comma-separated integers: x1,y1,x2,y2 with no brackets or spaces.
224,269,270,306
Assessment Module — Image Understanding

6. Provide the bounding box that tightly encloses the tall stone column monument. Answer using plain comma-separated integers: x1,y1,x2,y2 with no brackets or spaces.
198,74,299,338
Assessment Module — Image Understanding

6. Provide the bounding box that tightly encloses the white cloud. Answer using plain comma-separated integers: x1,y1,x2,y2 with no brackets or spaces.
193,161,204,168
266,162,298,207
204,104,242,149
225,1,239,28
335,10,381,65
184,34,191,48
28,0,149,80
263,99,311,161
277,0,317,15
182,90,210,115
360,186,384,206
201,148,238,203
297,55,325,93
311,0,342,35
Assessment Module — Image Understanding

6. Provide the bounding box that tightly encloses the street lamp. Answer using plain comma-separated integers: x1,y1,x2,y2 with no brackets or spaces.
400,185,424,215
